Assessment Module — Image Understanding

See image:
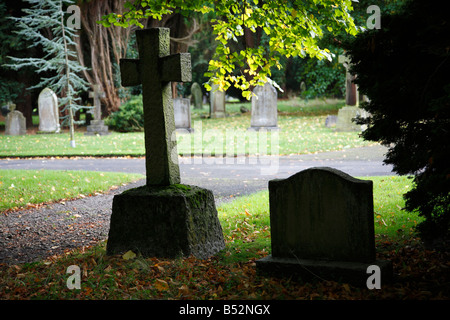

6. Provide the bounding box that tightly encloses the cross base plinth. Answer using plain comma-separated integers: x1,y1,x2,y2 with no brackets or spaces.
256,255,393,287
106,184,225,259
84,120,110,136
247,126,280,132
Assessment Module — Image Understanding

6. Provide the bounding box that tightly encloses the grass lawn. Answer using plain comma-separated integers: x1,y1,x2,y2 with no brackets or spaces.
2,175,442,301
0,169,144,212
0,98,374,157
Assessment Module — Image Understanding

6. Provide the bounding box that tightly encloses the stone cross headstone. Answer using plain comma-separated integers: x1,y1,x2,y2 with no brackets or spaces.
256,167,392,286
89,84,105,121
107,28,225,260
248,81,279,131
5,103,26,136
38,88,60,133
190,82,203,109
119,28,191,186
174,97,193,133
85,84,110,135
339,54,358,106
209,83,226,118
337,55,371,131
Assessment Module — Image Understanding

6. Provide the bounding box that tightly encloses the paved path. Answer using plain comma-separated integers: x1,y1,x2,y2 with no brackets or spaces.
0,144,394,201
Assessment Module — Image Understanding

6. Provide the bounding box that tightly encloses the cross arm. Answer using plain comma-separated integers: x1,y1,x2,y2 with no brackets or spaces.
160,53,192,83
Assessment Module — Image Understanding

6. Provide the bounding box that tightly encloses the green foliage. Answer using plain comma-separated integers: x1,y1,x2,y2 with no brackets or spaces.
99,0,360,99
297,56,345,99
4,0,91,144
344,0,450,243
106,95,144,132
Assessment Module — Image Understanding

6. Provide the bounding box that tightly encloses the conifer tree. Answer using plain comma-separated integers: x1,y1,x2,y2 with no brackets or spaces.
5,0,90,147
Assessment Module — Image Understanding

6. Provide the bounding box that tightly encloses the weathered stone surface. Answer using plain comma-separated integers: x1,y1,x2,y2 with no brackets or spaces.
249,82,279,131
85,120,110,135
269,167,375,262
256,167,392,286
210,84,226,118
106,184,225,259
109,28,224,261
325,115,337,128
256,256,392,286
85,85,109,135
174,97,193,132
119,28,192,186
335,106,369,132
38,88,60,133
191,82,203,109
5,109,26,136
339,54,358,106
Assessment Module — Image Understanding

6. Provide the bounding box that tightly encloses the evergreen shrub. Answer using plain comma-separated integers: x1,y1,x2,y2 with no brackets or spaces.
106,95,144,132
344,0,450,243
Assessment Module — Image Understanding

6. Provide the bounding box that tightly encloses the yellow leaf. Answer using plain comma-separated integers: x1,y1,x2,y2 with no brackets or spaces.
122,250,136,260
178,284,189,295
155,279,169,291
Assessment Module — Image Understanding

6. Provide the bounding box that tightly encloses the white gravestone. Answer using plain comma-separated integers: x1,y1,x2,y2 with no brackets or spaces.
38,88,60,133
5,103,26,136
248,82,279,131
174,97,193,133
210,84,226,118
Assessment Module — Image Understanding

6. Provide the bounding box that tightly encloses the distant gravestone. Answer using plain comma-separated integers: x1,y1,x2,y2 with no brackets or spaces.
210,84,226,118
85,84,109,136
38,88,60,133
335,106,369,132
325,115,338,128
191,82,203,109
174,98,193,133
248,82,279,131
5,103,26,136
339,54,358,106
256,167,392,286
107,28,225,259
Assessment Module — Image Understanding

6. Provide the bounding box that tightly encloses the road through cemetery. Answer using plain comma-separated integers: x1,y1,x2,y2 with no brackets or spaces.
0,144,395,264
1,144,394,201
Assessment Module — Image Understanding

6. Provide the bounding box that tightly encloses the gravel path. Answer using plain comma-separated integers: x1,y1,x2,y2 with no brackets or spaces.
0,180,146,265
0,145,394,265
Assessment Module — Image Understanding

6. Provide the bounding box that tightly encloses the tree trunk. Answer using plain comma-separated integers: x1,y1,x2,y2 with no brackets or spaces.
74,0,140,114
74,1,198,112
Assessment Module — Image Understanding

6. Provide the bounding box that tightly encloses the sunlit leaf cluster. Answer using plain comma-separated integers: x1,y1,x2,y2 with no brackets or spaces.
98,0,359,99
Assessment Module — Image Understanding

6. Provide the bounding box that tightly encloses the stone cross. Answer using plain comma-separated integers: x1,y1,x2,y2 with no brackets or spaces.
89,84,105,121
339,54,358,106
120,28,191,186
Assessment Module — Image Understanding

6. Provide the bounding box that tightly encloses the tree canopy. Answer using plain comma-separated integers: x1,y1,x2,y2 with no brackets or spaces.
99,0,361,99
